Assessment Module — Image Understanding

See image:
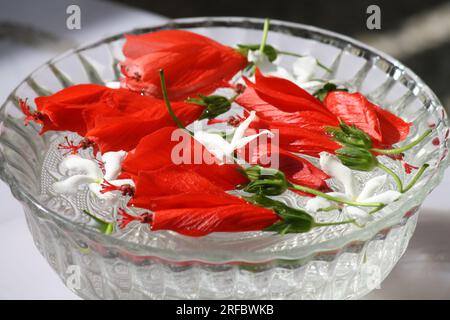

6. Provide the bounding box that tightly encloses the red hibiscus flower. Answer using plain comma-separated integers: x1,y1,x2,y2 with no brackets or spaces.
323,91,411,146
121,126,247,188
151,202,278,237
22,84,109,135
85,99,202,153
121,166,278,236
236,69,411,155
22,84,204,154
120,30,247,100
238,135,331,195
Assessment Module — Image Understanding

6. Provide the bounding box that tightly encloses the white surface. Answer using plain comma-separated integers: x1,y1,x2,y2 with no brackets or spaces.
0,0,449,300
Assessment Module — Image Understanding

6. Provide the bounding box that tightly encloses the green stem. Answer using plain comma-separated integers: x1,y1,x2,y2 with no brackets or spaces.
377,162,403,192
159,69,187,131
371,129,432,155
314,219,355,228
259,18,270,53
288,183,383,208
402,163,429,193
318,205,340,212
229,92,241,103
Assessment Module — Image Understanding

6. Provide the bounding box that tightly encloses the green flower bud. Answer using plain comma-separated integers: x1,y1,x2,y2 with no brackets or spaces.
244,194,314,234
242,166,289,196
327,122,373,149
186,95,232,120
313,82,348,102
336,147,378,171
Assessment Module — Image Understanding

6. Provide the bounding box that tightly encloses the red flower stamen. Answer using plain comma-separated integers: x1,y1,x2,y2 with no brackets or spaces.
206,115,245,127
403,161,418,174
234,83,246,94
117,208,152,229
19,98,44,126
100,180,135,197
57,136,97,156
96,159,106,175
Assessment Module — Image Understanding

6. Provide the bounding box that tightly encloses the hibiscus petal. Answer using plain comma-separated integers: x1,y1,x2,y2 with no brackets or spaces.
86,100,202,153
151,203,279,236
120,30,247,100
129,166,242,210
324,91,383,142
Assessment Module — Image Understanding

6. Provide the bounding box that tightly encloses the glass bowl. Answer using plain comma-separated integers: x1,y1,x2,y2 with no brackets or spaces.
0,17,449,300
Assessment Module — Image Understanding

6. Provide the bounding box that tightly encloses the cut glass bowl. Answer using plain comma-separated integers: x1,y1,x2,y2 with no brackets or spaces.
0,17,449,299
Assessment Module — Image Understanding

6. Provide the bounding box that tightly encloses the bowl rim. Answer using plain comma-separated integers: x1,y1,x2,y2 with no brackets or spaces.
1,16,449,264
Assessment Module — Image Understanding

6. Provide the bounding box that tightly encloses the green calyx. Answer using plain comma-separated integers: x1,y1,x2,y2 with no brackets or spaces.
242,166,289,196
327,122,373,149
237,44,278,62
186,94,232,120
313,83,348,102
336,147,378,171
244,194,314,234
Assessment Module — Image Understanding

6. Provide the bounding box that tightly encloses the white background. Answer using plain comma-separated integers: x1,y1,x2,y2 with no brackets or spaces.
0,0,449,300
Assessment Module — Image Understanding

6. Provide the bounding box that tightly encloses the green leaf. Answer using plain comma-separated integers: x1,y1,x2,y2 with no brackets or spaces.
237,44,278,62
313,82,348,102
186,95,232,120
244,194,314,234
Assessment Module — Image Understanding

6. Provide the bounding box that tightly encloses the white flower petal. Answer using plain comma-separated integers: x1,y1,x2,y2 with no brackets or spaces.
61,155,103,179
193,131,230,160
232,130,273,150
292,56,317,83
108,179,135,187
360,190,401,204
105,81,121,89
358,175,387,201
53,175,98,194
247,51,278,73
267,66,296,82
345,207,373,225
230,111,256,146
305,197,332,212
88,183,119,203
102,150,127,181
319,152,356,198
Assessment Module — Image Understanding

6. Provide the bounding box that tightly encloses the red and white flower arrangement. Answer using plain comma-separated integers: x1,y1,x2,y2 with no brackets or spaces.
20,19,432,237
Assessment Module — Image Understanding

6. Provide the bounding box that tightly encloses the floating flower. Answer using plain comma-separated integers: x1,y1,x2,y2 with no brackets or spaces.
53,150,134,203
120,30,247,100
324,91,411,146
120,126,248,190
236,70,412,156
305,152,401,224
193,111,273,163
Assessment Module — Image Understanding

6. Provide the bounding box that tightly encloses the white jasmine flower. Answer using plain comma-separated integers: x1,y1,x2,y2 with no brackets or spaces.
305,152,401,225
193,111,273,163
247,51,325,89
53,150,134,203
